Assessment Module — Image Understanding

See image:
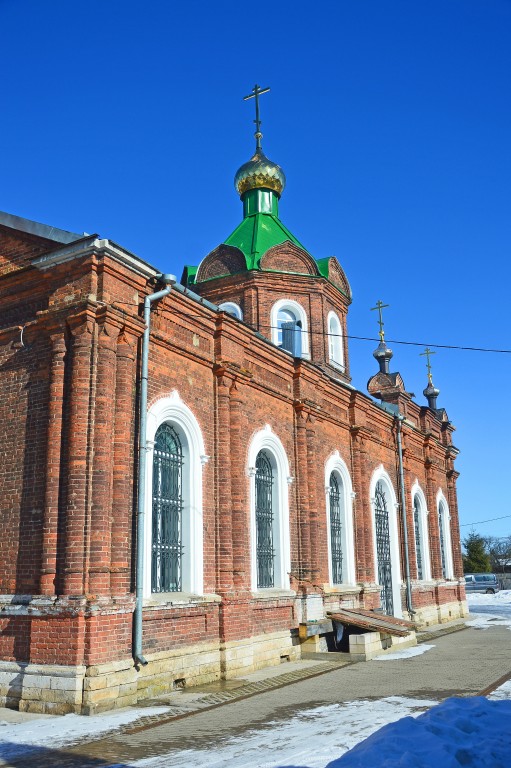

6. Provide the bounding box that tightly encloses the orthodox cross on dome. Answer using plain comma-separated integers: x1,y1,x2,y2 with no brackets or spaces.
370,300,389,342
420,347,436,384
244,84,270,150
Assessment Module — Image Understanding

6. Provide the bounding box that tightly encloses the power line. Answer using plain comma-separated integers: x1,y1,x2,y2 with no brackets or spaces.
460,515,511,527
112,302,511,354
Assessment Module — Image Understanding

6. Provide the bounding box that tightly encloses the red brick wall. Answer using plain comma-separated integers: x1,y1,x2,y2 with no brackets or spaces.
0,238,464,669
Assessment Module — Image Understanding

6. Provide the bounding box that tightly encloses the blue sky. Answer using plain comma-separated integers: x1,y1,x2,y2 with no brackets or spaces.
2,0,510,539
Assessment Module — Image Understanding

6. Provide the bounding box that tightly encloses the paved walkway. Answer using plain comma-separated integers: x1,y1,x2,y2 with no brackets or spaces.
1,620,510,767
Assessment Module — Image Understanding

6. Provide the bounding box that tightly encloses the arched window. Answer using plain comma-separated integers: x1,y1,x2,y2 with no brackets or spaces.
255,451,275,588
152,424,183,592
411,482,431,581
325,451,355,586
370,468,402,618
219,302,243,320
413,496,424,580
248,425,291,591
329,473,344,584
277,308,301,356
437,493,453,579
327,311,344,370
144,392,206,596
270,299,310,359
374,482,394,615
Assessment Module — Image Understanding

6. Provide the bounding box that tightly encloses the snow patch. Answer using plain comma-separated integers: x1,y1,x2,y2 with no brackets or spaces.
0,706,170,760
327,696,511,767
371,644,434,661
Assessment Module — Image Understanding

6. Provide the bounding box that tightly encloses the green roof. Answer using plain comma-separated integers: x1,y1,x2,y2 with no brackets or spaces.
315,257,331,280
224,212,310,270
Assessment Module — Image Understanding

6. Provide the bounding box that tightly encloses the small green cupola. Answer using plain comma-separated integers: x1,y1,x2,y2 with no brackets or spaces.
218,84,309,271
183,85,351,303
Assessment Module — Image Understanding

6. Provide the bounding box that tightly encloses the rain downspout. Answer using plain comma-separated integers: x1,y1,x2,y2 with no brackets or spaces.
134,273,176,666
395,413,415,616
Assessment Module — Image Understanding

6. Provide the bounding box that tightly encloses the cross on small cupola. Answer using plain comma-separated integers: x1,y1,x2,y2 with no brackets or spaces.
234,84,286,202
244,84,270,150
371,300,389,343
420,347,440,410
371,300,393,374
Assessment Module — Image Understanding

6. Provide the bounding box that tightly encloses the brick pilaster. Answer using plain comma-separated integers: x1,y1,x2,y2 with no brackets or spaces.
63,322,94,596
40,331,66,595
306,413,320,582
447,470,463,577
110,330,136,595
89,324,117,596
230,380,249,590
216,375,233,592
350,428,370,581
294,406,311,580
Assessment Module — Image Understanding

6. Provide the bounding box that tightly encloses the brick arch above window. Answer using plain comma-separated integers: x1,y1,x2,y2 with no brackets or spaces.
196,245,247,282
260,242,319,276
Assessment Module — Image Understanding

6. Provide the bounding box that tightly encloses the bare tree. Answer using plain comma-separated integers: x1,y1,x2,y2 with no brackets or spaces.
484,536,511,575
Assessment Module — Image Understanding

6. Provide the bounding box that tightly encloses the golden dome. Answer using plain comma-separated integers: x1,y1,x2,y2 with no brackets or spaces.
234,148,286,198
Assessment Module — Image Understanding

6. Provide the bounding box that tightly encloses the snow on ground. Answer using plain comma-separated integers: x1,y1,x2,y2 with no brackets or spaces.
371,643,434,661
126,696,438,768
488,680,511,700
467,588,511,605
0,706,170,761
328,696,511,767
466,589,511,630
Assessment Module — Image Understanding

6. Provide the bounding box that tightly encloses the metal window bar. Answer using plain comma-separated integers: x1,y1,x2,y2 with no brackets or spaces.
255,451,275,588
374,481,394,615
439,508,447,578
152,423,183,592
414,497,423,580
329,473,344,584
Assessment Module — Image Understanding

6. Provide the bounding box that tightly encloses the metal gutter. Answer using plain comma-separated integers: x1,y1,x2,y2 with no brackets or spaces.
375,401,414,615
395,413,414,615
134,273,177,666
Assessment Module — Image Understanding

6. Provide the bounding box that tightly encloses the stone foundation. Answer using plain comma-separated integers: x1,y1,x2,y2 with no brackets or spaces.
413,599,468,628
348,630,417,661
220,630,300,679
0,662,86,715
0,629,302,714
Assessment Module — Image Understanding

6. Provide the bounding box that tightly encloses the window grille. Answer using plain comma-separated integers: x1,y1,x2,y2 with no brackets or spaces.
414,496,423,580
255,451,275,588
329,473,344,584
152,423,183,592
374,481,394,615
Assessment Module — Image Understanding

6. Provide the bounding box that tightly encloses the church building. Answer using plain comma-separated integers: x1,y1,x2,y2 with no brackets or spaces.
0,88,466,714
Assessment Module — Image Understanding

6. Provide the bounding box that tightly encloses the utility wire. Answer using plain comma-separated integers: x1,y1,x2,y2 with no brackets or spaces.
460,515,511,527
111,302,511,354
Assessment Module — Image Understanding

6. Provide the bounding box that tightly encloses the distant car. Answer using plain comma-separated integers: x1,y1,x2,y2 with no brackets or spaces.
464,573,500,594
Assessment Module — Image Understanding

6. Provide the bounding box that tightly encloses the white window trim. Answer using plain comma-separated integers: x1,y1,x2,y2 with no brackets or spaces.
144,391,206,598
324,451,355,586
370,465,403,618
410,480,432,581
218,302,243,320
327,311,345,371
270,298,310,359
437,489,454,579
247,425,291,592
